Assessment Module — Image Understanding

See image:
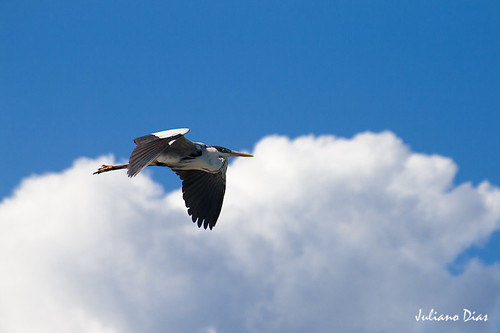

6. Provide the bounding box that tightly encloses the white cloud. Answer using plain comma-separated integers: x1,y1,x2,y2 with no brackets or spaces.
0,131,499,333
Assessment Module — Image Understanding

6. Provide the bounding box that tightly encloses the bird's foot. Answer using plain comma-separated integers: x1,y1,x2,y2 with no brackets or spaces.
93,165,114,175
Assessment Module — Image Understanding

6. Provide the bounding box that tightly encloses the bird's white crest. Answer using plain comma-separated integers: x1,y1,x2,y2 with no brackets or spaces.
152,128,190,139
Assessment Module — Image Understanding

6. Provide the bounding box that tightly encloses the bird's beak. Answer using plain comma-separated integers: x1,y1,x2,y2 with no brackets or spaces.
229,150,253,157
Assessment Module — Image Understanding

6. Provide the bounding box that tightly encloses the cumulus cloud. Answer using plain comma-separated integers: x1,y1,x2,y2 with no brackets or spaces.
0,131,499,333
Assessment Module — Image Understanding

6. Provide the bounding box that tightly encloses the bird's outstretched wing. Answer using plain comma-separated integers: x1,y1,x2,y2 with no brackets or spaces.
174,169,226,230
128,128,190,177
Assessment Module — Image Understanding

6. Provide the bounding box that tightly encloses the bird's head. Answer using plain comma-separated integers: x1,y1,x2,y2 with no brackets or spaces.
212,146,253,158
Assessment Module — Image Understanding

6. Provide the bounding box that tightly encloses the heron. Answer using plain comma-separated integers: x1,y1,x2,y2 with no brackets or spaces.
93,128,253,230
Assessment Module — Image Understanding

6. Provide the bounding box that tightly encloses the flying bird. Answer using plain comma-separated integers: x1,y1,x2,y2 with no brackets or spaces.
94,128,253,230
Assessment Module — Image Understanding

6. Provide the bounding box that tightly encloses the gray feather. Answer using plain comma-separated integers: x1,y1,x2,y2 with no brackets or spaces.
127,131,188,177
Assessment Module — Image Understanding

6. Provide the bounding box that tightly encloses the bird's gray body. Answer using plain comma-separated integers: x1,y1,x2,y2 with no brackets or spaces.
128,128,227,176
94,128,252,230
157,143,228,172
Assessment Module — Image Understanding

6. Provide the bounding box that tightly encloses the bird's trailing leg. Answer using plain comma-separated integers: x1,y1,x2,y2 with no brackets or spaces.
93,164,128,175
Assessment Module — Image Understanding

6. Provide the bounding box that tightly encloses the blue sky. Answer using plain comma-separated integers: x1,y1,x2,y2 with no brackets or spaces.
2,1,499,189
1,1,500,331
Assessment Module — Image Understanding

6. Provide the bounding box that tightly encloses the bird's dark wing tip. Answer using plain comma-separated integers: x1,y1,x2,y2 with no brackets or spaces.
191,214,216,230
